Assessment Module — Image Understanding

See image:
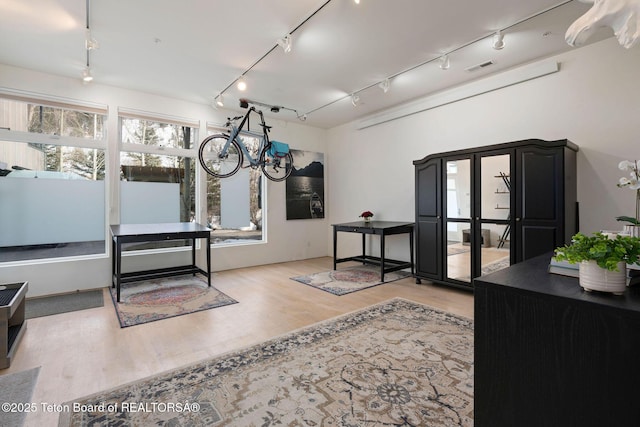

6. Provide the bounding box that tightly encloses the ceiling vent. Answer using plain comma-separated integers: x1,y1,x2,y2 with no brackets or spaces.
465,60,495,72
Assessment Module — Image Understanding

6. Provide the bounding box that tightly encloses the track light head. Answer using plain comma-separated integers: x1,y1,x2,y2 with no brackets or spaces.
237,78,247,91
81,67,93,83
277,34,292,53
215,94,224,107
439,54,450,70
493,30,505,50
351,94,360,107
378,78,390,93
85,29,99,50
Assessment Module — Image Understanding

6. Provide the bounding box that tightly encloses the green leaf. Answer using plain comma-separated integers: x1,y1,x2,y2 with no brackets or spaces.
616,216,640,225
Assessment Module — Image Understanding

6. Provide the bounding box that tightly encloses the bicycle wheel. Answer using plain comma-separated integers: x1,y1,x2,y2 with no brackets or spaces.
199,134,242,178
259,147,293,182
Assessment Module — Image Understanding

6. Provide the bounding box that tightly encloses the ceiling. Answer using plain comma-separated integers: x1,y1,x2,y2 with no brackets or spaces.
0,0,611,129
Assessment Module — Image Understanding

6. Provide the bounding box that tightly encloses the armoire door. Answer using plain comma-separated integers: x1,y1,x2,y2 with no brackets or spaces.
475,151,513,279
444,157,472,285
514,146,564,261
415,158,442,280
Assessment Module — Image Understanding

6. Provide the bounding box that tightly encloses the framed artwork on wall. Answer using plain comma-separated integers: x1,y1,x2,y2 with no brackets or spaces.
286,150,325,220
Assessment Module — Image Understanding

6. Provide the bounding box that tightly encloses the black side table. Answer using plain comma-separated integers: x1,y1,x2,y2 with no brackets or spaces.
332,221,414,281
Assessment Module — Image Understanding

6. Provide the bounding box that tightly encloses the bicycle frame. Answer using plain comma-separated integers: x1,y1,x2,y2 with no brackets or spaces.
221,106,271,168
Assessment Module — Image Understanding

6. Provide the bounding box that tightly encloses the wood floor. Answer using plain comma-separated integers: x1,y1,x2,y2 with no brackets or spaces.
4,257,473,427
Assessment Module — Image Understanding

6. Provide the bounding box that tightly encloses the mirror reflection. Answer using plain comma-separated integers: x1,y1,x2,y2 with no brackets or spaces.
446,159,471,282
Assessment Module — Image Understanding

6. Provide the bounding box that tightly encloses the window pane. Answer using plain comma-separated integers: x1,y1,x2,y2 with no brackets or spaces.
0,98,105,139
205,132,264,244
121,117,195,149
120,152,196,251
0,139,106,262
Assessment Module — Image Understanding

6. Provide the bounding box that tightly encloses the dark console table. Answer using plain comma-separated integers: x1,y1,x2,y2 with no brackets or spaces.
110,222,211,302
332,221,414,281
475,253,640,427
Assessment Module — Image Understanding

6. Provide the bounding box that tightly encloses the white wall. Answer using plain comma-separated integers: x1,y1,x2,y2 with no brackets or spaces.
0,64,329,296
2,37,639,296
327,37,640,260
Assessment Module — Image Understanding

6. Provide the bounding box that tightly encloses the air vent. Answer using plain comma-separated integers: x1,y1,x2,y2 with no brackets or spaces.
465,60,495,72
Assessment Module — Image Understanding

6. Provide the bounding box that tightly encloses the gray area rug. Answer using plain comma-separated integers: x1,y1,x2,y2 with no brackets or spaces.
290,265,412,295
26,290,104,319
0,367,40,427
59,298,473,426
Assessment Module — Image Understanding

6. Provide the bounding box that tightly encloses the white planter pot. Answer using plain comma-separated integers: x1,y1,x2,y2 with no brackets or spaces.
623,225,640,237
579,260,626,295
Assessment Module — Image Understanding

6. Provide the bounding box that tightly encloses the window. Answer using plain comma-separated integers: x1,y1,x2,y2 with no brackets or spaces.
119,112,198,251
0,96,107,262
205,126,264,245
0,95,105,139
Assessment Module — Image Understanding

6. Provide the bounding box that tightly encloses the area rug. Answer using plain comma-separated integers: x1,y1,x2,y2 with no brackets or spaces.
480,256,510,275
26,290,104,319
0,366,40,427
58,298,473,426
110,276,238,328
447,244,470,256
290,265,412,295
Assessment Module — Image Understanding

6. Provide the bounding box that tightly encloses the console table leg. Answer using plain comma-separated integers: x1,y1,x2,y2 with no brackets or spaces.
207,236,211,287
333,227,337,270
380,234,386,282
116,238,122,302
111,237,116,288
409,229,415,276
192,238,197,277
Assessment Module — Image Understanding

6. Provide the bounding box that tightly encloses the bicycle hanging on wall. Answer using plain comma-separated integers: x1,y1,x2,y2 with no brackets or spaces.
198,106,293,182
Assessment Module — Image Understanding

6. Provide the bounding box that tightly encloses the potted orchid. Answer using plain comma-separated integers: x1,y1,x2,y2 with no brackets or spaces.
616,159,640,236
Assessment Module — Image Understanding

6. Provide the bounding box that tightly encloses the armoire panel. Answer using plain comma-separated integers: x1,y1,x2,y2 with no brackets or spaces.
520,150,559,221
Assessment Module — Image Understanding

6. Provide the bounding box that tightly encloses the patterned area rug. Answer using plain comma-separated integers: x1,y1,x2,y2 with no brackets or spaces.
59,298,474,426
290,265,412,295
110,276,238,327
447,244,471,256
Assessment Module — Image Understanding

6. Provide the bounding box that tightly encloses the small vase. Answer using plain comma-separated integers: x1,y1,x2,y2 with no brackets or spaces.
363,217,371,223
579,260,626,295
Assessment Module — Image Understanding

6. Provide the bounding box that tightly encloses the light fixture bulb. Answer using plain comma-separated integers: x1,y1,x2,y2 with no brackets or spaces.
354,0,360,3
277,34,292,53
215,94,224,107
378,78,390,93
82,67,93,82
237,78,247,91
493,30,505,50
351,94,360,107
85,29,99,50
439,54,450,70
